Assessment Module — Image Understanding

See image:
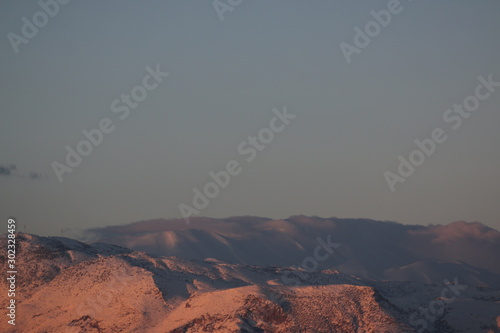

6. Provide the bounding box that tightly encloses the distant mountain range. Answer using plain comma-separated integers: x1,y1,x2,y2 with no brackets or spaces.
85,216,500,288
1,217,499,332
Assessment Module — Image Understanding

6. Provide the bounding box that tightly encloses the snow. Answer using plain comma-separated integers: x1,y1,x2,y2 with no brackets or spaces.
1,230,499,332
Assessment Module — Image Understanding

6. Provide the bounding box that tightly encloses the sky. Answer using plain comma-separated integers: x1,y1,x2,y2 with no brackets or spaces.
1,0,499,236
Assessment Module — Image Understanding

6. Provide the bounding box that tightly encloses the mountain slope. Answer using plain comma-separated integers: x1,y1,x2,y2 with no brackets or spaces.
1,233,499,332
85,216,500,287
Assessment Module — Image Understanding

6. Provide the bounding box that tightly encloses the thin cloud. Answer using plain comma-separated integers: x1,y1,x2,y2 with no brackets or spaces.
0,164,17,176
29,172,43,179
0,163,48,180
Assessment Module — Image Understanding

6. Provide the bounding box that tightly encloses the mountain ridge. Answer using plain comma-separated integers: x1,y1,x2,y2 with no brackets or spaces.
2,232,500,332
83,216,500,288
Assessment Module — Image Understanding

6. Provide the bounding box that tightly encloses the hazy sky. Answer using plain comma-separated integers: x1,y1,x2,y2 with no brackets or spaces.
1,0,499,236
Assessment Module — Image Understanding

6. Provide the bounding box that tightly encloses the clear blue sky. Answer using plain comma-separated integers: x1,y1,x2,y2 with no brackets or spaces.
1,0,499,236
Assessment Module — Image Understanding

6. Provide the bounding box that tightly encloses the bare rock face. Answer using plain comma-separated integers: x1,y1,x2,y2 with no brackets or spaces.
1,233,499,333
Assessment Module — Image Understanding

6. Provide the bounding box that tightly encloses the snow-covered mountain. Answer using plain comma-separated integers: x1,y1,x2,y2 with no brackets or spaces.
85,216,500,288
1,232,499,332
